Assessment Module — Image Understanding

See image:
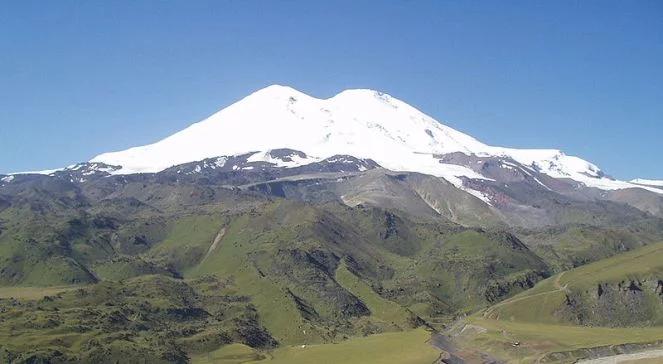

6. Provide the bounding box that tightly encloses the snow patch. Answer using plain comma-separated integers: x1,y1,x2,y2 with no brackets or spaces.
246,150,319,168
214,157,227,168
631,179,663,187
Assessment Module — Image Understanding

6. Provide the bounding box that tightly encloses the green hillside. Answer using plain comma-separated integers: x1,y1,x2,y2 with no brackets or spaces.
1,168,663,363
453,242,663,363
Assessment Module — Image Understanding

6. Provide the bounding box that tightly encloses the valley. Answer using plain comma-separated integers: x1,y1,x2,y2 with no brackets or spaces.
191,328,440,364
1,87,662,363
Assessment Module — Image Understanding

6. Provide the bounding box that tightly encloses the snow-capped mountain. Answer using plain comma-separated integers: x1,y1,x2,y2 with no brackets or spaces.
631,179,663,187
89,85,660,198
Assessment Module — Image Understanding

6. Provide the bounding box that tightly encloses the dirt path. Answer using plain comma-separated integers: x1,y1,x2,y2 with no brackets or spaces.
430,332,504,364
201,227,226,263
553,271,566,290
577,349,663,364
483,272,568,319
430,333,465,364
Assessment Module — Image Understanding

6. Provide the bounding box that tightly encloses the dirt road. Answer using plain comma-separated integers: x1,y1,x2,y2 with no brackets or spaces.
577,349,663,364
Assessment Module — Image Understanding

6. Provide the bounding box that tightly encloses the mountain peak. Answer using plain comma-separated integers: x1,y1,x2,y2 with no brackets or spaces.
85,85,662,196
250,85,396,103
245,84,314,102
330,88,401,107
252,84,305,95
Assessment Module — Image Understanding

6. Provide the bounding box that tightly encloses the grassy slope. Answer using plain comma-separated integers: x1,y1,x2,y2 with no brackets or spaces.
465,318,663,363
254,329,439,364
458,242,663,363
558,242,663,289
191,328,439,364
485,242,663,323
0,285,86,299
334,262,415,330
186,209,324,345
148,214,227,272
0,274,277,363
520,222,663,271
191,343,265,364
173,203,550,362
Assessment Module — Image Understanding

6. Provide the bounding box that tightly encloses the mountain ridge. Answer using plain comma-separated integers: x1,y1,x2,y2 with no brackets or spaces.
10,85,658,199
88,85,662,196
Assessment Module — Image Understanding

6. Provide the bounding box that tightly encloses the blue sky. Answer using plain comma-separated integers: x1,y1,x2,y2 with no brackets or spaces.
1,1,661,178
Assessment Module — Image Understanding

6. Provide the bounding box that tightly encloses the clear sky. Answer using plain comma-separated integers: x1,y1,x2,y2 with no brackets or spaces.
1,1,661,179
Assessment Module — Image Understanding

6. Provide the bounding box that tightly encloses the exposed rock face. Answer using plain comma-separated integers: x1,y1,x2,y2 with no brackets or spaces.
484,269,547,303
558,278,663,327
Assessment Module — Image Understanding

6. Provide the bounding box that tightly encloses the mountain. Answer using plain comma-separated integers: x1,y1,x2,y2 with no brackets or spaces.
2,85,663,363
88,85,661,199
